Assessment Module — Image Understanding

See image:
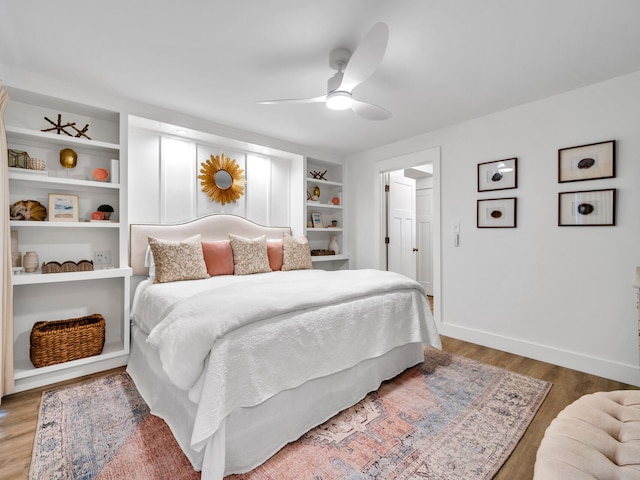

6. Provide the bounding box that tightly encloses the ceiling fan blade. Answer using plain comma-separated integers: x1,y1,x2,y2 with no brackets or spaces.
257,95,326,105
339,22,389,92
351,99,392,121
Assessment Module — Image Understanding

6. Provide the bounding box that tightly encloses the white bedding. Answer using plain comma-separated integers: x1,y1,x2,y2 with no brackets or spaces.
131,268,440,477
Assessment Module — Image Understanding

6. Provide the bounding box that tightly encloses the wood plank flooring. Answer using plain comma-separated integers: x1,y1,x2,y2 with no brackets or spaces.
0,338,636,479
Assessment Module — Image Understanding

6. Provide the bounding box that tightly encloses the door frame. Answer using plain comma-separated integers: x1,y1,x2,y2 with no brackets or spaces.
376,147,441,324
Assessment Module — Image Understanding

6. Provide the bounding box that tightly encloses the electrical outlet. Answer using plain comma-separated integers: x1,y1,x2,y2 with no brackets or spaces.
94,250,112,266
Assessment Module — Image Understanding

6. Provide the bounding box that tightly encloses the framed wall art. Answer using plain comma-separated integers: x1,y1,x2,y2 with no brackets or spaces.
48,194,79,222
477,197,517,228
477,158,517,192
311,212,324,229
558,140,615,183
558,188,616,226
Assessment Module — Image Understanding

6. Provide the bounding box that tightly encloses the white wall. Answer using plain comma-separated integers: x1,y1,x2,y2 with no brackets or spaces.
347,70,640,385
128,128,292,227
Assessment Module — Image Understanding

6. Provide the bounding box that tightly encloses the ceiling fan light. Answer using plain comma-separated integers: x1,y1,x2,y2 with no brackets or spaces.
326,91,352,111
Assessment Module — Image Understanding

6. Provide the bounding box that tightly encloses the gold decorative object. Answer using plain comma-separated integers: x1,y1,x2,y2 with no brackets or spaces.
10,200,47,221
198,153,246,205
59,148,78,169
9,149,29,168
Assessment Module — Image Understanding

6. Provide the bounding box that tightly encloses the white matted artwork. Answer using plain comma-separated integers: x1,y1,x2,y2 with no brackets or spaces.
48,193,79,222
558,140,615,183
477,197,517,228
477,158,517,192
558,188,616,226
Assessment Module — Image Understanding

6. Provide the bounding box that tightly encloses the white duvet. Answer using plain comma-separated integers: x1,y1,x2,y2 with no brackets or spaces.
136,268,440,452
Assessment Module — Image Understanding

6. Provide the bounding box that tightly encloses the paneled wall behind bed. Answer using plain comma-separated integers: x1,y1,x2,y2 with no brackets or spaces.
128,127,292,228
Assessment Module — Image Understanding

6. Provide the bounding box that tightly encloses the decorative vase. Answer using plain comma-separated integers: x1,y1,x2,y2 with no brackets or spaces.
23,251,39,273
328,235,340,255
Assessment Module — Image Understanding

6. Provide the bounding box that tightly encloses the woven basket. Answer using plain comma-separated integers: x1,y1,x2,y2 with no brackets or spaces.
30,314,105,368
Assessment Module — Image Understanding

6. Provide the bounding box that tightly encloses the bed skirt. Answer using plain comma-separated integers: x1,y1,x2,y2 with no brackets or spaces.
127,325,425,479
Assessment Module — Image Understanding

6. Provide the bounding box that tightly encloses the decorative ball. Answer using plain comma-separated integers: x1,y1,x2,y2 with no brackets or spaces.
59,148,78,169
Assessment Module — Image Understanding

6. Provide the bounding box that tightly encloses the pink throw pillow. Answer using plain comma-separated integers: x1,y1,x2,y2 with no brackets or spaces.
267,240,283,271
202,240,234,276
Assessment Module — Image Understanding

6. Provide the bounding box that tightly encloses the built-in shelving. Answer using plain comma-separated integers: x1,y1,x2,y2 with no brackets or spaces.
305,158,348,269
6,86,130,392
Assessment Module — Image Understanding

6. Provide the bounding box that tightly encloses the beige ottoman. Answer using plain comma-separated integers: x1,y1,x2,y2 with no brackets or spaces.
534,390,640,479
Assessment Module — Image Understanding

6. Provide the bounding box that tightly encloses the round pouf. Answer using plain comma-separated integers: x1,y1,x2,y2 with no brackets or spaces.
534,390,640,479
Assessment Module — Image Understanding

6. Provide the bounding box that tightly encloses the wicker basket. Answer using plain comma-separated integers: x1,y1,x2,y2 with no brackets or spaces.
30,314,105,368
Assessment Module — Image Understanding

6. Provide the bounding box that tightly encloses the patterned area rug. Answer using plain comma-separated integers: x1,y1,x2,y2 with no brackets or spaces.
30,372,199,480
31,349,550,479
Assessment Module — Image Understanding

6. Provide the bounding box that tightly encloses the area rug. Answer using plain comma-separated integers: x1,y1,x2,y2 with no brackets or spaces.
31,349,550,479
30,372,199,480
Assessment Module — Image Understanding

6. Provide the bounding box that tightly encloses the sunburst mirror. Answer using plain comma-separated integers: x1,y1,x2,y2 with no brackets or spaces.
198,153,246,205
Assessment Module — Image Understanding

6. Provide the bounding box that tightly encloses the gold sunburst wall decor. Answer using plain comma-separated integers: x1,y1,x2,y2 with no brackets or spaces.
198,153,246,205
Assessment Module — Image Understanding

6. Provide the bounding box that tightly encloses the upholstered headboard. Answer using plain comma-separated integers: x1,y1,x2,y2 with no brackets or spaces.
129,214,291,275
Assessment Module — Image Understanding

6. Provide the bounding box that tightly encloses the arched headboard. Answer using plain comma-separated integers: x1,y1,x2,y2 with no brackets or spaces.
129,214,291,275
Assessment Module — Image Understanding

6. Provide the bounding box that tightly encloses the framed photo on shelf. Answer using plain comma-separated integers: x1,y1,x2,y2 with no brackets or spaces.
477,197,517,228
558,188,616,226
558,140,615,183
477,158,517,192
311,212,324,229
48,193,79,222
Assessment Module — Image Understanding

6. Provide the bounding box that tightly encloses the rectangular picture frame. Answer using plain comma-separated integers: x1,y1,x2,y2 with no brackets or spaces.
48,193,79,222
558,140,615,183
311,212,324,229
558,188,616,226
477,197,517,228
477,157,517,192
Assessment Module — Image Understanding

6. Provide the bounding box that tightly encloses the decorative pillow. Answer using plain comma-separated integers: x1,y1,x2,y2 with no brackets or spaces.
202,240,235,276
147,234,209,283
281,233,313,271
267,240,283,271
229,234,272,275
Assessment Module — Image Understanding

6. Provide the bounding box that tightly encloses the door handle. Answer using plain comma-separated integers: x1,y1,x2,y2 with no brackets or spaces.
412,248,419,252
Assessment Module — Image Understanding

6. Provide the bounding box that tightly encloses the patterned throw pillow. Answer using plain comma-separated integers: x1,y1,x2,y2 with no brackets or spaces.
281,233,313,271
148,234,209,283
229,234,272,275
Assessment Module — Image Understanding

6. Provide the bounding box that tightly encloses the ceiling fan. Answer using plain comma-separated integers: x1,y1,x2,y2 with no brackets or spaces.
258,22,391,120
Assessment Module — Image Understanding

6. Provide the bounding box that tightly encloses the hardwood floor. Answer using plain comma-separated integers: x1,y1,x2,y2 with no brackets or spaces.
0,339,636,479
441,336,638,479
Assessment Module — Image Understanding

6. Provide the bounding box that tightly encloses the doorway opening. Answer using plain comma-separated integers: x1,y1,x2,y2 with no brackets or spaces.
377,147,440,322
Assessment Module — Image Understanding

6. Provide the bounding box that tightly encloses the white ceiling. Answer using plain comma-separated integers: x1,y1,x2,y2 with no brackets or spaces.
1,1,640,157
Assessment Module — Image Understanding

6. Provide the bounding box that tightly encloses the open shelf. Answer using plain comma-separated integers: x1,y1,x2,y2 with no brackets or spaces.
6,125,120,155
14,341,127,379
12,267,131,286
311,254,349,263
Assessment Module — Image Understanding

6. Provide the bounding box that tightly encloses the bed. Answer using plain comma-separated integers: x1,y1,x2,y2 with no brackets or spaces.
127,214,441,479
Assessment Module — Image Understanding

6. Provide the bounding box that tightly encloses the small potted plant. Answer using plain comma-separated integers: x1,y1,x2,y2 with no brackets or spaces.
97,204,114,220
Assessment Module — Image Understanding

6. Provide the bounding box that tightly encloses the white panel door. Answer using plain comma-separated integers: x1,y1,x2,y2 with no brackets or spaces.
417,188,434,295
388,173,416,280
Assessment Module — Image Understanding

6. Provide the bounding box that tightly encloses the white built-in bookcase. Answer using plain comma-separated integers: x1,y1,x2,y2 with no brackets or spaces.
5,87,130,392
305,157,349,269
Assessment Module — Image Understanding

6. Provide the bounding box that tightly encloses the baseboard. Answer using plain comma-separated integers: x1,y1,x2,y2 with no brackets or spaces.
439,323,640,387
